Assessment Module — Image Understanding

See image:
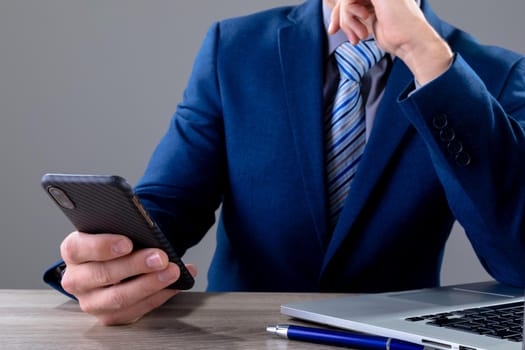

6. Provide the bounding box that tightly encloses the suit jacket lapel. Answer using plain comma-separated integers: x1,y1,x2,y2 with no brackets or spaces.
322,57,414,270
278,0,329,248
321,0,445,271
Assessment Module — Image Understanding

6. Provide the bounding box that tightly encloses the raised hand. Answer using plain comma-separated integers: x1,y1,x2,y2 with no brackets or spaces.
326,0,453,84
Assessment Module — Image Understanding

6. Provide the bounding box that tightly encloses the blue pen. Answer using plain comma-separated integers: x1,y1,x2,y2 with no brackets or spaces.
267,324,432,350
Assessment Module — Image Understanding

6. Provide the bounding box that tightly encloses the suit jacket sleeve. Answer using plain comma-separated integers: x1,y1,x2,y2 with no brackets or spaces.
134,23,225,256
399,52,525,286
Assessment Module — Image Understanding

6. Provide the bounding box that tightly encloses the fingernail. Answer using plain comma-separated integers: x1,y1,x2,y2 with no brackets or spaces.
158,265,178,282
112,239,131,255
328,21,334,34
146,253,163,268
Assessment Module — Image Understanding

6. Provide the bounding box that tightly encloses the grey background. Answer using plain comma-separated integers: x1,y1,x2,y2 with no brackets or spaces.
1,0,523,291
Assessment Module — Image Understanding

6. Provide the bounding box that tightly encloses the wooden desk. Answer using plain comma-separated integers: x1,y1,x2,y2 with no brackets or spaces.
0,290,348,349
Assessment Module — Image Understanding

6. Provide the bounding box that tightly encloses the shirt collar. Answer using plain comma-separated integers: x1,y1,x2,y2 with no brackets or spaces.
323,0,422,55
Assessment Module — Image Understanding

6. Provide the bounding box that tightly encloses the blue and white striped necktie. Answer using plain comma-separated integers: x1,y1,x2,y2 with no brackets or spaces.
325,40,385,228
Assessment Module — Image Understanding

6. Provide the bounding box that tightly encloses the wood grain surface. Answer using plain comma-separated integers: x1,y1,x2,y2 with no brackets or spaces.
0,290,348,349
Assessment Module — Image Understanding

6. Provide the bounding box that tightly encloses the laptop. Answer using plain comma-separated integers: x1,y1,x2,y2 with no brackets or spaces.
281,281,524,350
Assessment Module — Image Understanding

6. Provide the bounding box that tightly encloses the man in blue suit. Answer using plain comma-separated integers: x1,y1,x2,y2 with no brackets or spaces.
54,0,525,325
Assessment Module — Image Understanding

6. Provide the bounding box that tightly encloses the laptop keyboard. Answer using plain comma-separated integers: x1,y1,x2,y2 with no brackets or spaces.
405,301,524,342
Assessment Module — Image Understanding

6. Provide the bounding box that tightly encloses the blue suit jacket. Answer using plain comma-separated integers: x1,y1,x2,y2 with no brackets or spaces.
134,0,525,292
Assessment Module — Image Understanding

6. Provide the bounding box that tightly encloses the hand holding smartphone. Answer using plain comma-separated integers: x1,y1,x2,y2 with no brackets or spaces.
41,173,195,290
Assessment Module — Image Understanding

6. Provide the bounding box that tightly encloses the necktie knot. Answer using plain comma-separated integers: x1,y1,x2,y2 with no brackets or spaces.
334,40,385,82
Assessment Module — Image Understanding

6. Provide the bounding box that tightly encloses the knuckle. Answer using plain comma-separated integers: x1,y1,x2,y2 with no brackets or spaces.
60,272,77,294
60,234,77,263
91,263,113,287
105,288,128,310
78,288,128,316
78,298,96,314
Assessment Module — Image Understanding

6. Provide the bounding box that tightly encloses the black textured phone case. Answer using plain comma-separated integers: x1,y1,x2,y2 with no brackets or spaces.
41,173,194,290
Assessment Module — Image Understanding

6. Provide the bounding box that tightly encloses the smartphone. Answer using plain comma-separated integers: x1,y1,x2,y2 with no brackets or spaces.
41,173,194,290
